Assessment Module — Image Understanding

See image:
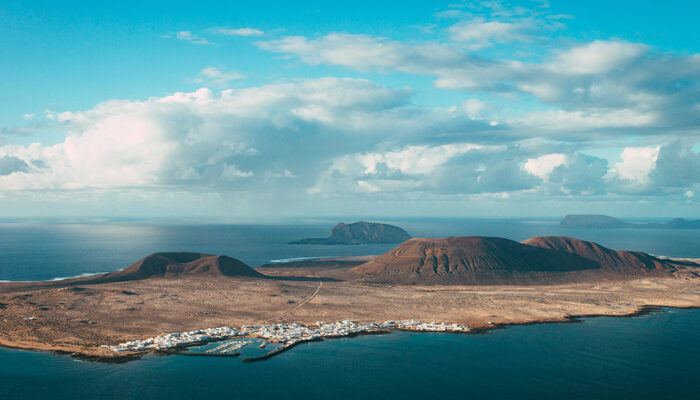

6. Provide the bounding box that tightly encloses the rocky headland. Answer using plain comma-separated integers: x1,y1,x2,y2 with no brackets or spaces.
289,221,411,245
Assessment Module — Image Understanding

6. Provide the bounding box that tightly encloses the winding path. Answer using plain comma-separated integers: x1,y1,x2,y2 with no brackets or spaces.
272,281,322,321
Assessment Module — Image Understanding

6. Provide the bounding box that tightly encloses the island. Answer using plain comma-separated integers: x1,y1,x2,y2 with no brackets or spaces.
289,221,412,244
0,235,698,362
561,214,700,229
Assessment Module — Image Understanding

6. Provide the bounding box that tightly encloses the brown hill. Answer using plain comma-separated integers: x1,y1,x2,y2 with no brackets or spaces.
522,236,688,275
82,252,265,284
352,236,695,285
351,236,600,284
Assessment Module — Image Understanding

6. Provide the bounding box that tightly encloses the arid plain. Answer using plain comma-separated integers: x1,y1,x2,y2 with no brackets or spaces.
1,254,699,360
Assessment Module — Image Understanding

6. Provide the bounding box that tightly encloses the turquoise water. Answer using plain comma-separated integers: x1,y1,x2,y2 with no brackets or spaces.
0,308,698,399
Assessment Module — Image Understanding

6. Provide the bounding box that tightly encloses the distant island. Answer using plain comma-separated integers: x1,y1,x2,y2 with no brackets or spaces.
289,221,411,245
560,215,700,229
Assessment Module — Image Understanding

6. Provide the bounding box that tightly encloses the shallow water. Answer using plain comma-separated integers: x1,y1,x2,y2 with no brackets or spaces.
0,308,698,400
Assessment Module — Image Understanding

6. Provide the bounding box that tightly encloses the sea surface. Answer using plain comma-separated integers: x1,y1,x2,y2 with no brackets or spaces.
1,217,698,281
0,218,699,399
0,309,698,399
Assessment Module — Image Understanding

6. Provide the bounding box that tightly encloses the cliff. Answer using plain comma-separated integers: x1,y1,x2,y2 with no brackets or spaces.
290,221,411,245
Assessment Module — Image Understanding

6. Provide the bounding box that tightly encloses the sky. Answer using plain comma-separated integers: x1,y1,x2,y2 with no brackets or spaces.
0,0,699,219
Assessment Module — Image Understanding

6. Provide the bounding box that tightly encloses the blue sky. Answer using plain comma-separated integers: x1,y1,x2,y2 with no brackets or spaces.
1,0,699,218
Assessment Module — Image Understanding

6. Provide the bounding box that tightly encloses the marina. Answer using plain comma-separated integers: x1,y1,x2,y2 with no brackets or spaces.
102,320,470,360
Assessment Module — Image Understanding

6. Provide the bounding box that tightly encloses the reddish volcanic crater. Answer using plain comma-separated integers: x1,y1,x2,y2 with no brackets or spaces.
350,236,692,284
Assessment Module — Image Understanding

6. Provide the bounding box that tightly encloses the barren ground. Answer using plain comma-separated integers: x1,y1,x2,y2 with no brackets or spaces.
1,262,698,360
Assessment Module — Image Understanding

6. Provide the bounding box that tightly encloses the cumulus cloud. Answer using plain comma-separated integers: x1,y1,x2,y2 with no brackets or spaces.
311,143,542,195
0,155,29,176
3,75,694,204
522,152,608,195
548,153,608,195
649,142,700,189
0,78,482,194
523,153,567,179
607,146,660,192
601,143,700,196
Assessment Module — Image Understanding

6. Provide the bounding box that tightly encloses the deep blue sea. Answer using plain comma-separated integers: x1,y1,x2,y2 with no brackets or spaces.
0,218,699,399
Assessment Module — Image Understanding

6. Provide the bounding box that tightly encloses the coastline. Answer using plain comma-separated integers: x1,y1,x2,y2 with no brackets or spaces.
1,303,698,363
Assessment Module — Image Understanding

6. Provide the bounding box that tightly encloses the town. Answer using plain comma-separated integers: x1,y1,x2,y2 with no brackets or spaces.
102,320,470,357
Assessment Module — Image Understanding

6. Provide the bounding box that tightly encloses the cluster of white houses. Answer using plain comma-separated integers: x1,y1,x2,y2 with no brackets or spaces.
102,320,469,353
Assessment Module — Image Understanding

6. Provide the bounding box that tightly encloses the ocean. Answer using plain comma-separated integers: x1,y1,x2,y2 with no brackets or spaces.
1,218,698,281
0,218,698,399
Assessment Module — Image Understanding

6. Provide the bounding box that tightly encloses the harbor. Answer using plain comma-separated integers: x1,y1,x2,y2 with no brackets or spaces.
102,320,470,360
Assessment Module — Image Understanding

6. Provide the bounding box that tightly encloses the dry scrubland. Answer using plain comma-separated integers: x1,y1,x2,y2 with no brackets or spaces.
1,266,698,360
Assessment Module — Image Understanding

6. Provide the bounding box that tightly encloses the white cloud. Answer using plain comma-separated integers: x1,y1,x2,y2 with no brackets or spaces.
523,153,567,179
448,18,531,49
547,41,647,75
258,33,473,74
210,27,264,36
0,78,448,193
162,31,211,45
189,67,246,87
22,113,34,120
259,32,700,134
462,99,487,118
516,108,657,131
310,143,542,195
608,146,660,189
221,163,253,179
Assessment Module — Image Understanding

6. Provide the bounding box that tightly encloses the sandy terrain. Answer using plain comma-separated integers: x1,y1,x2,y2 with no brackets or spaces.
1,266,698,360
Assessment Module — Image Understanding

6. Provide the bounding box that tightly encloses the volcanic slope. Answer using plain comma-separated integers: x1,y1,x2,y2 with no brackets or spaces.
351,236,695,284
523,236,693,275
351,236,600,284
89,252,265,283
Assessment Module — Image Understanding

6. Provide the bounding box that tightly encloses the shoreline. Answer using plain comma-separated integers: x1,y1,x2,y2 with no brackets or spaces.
1,304,698,363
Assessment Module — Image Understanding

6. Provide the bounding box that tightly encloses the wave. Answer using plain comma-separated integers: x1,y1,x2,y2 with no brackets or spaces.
0,272,108,283
49,272,108,281
267,256,333,264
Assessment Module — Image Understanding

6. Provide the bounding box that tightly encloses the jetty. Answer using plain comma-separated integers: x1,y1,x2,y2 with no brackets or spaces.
102,320,469,360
